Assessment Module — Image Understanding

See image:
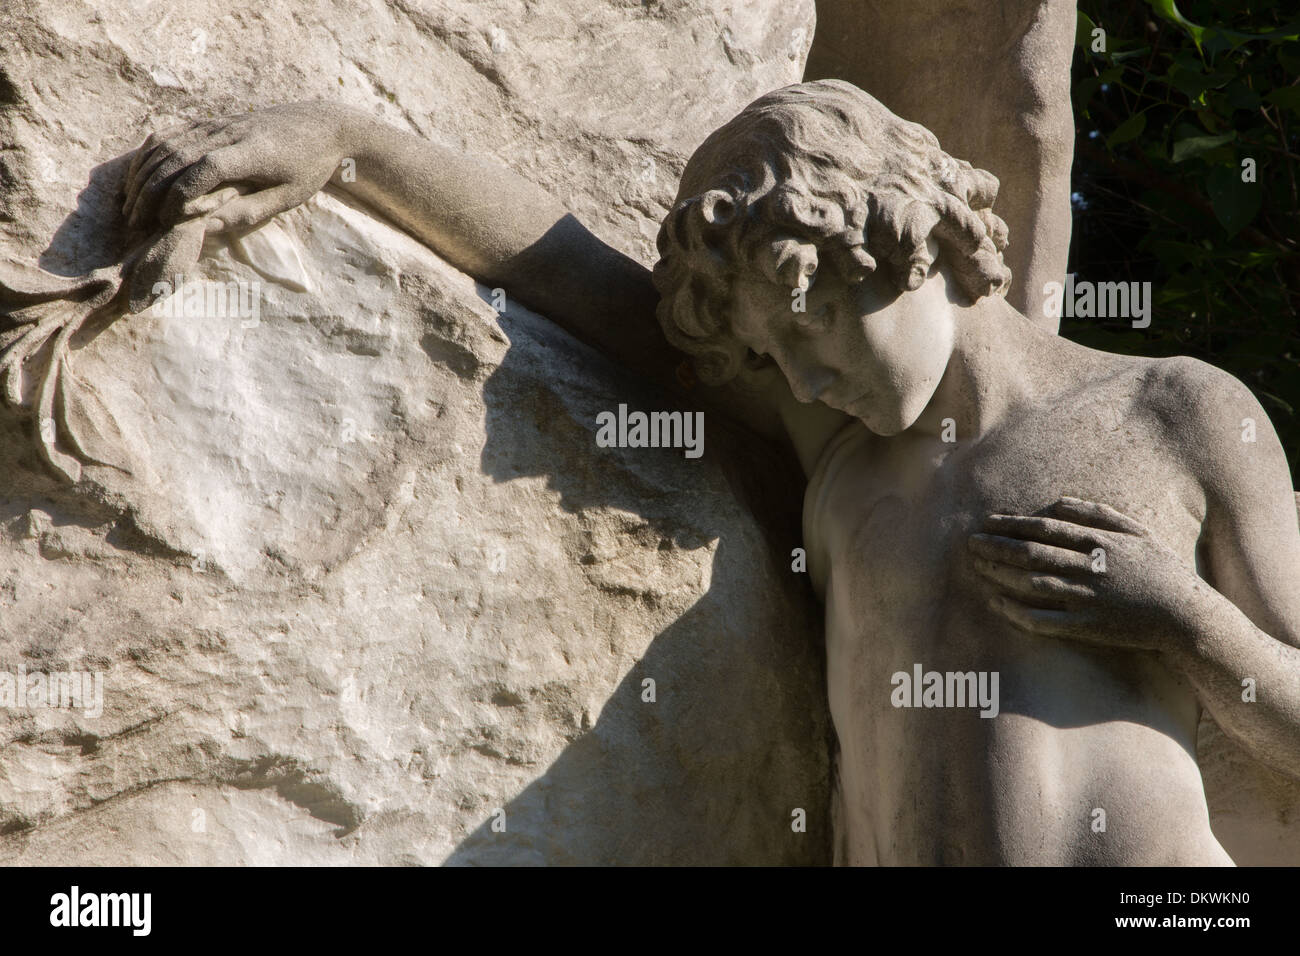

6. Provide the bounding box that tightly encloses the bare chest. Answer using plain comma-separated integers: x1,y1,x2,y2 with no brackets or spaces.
811,400,1205,664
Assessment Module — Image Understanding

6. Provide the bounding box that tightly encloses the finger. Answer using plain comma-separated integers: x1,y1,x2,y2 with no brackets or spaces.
124,120,217,209
126,147,192,226
987,594,1087,638
159,149,255,225
124,122,196,185
179,185,243,220
972,557,1096,605
967,533,1093,573
124,122,235,222
125,132,161,187
1048,496,1147,535
981,514,1106,553
129,147,230,231
205,184,301,233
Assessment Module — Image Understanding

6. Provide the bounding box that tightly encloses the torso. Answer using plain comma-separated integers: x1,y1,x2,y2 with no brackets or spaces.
801,351,1234,865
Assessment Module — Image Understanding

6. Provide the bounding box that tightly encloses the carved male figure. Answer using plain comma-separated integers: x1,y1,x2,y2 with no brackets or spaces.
116,79,1300,864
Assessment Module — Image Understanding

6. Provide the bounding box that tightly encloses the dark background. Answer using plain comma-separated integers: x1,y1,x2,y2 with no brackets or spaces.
1070,0,1300,469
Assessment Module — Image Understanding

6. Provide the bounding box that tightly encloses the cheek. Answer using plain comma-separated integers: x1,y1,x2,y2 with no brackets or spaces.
860,309,953,422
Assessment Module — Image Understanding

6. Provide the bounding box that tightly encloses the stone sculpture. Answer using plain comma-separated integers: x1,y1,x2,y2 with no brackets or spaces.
0,0,831,865
805,0,1078,326
656,81,1300,864
6,74,1300,864
3,1,1297,866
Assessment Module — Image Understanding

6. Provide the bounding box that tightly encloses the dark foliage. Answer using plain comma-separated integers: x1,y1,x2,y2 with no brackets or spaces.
1071,0,1300,468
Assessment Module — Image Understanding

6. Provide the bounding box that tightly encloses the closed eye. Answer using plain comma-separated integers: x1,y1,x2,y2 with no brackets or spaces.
795,302,833,331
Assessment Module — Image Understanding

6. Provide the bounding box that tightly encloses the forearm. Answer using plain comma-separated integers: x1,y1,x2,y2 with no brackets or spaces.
329,109,791,443
333,108,563,278
330,108,677,381
123,101,788,447
1165,582,1300,778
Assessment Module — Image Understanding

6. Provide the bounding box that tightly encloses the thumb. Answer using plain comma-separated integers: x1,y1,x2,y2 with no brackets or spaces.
178,185,243,220
204,184,302,234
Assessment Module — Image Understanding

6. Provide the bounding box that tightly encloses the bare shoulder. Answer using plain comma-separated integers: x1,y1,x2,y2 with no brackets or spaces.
1131,355,1290,507
1045,344,1264,449
1128,360,1300,651
1134,355,1270,445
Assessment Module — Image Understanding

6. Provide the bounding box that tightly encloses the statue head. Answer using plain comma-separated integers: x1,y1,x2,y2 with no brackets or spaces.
653,79,1012,435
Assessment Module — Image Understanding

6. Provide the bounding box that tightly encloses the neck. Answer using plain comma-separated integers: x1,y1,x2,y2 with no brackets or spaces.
909,295,1050,442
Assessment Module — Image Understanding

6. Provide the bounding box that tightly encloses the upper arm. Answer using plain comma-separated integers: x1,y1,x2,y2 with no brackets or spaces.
339,119,679,391
1163,357,1300,647
514,223,792,445
333,113,797,457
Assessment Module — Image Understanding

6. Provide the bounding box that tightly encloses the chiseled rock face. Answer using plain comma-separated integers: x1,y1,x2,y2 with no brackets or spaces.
0,0,829,864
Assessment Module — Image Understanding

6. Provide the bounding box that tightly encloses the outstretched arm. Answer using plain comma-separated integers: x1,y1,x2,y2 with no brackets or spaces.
122,101,787,443
340,110,687,385
122,102,677,387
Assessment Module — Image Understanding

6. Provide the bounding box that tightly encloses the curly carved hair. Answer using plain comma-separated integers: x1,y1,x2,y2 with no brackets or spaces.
652,79,1012,386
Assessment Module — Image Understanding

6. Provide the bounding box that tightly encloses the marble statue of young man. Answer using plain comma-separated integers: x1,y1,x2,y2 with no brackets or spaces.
120,80,1300,865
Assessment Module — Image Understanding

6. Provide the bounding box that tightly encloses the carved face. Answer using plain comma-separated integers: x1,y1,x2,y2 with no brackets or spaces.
729,242,956,436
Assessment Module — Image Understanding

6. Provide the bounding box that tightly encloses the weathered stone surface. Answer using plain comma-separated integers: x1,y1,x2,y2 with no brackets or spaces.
0,0,829,864
2,0,1295,868
806,0,1077,328
1194,495,1300,866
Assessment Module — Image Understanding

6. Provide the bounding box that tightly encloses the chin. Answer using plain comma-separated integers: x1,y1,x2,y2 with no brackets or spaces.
856,408,909,437
855,393,927,437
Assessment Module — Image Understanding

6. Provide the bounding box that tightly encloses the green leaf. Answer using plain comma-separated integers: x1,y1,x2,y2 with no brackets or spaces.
1201,28,1234,58
1242,250,1283,267
1281,44,1300,74
1267,87,1300,115
1154,286,1194,306
1077,10,1099,49
1169,64,1233,99
1145,0,1205,51
1206,166,1263,237
1110,47,1152,62
1149,240,1205,269
1074,76,1102,111
1196,109,1223,132
1148,1,1299,48
1107,111,1147,148
1223,81,1262,112
1172,132,1235,162
1215,23,1300,44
